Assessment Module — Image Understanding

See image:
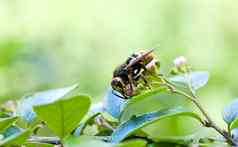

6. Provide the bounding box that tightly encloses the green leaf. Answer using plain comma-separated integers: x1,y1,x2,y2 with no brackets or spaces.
0,117,18,133
0,129,31,146
3,125,22,138
117,139,147,147
102,112,119,123
230,118,238,130
231,127,238,141
64,136,112,147
103,87,126,119
120,88,190,122
24,142,54,147
150,135,196,145
141,116,201,143
64,136,147,147
170,71,209,90
148,142,228,147
148,142,189,147
111,107,202,143
17,84,78,123
33,95,91,139
199,143,228,147
73,112,100,136
223,98,238,124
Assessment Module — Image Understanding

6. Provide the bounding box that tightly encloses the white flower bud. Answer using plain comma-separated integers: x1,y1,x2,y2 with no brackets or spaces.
146,59,157,69
173,56,187,67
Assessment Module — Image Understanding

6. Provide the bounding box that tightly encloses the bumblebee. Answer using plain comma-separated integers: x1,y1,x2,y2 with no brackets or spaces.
111,49,159,99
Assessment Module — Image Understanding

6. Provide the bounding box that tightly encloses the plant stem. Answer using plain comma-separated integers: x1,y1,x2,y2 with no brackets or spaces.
228,125,232,138
164,80,237,146
28,136,61,145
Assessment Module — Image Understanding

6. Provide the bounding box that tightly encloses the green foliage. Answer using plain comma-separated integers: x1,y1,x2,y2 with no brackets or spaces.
0,129,31,146
120,88,190,122
0,116,31,146
64,136,112,147
230,118,238,130
223,98,238,124
33,95,91,139
170,71,209,91
17,84,79,123
73,112,100,136
116,139,147,147
111,107,202,143
0,117,18,133
150,135,195,145
64,136,147,147
223,99,238,142
0,52,238,146
103,87,126,119
24,142,54,147
0,38,23,66
3,125,22,138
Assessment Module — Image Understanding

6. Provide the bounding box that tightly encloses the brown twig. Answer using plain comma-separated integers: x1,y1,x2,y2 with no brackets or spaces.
163,78,237,146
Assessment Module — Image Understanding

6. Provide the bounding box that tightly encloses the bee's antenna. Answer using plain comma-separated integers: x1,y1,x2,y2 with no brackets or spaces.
126,49,154,69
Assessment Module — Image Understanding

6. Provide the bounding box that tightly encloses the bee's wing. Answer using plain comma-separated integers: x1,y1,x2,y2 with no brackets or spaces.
126,49,154,69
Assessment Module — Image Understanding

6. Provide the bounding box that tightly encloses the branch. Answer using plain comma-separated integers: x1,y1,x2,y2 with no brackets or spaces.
28,136,61,145
163,78,237,146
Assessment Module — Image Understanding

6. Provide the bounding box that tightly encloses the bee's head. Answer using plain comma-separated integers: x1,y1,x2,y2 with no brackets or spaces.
111,77,125,95
138,50,155,65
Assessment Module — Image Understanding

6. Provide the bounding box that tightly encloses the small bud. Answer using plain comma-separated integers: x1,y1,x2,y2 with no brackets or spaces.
146,59,158,73
170,67,179,75
173,56,187,67
172,56,189,74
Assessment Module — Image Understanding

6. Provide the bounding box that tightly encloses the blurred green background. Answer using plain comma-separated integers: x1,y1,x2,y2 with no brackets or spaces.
0,0,238,127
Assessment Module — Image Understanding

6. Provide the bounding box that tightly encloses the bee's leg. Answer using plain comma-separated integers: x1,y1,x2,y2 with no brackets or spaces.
134,74,141,81
129,75,135,90
112,90,127,99
95,115,115,131
134,66,141,75
135,64,153,89
141,76,152,89
128,68,136,96
140,64,154,75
